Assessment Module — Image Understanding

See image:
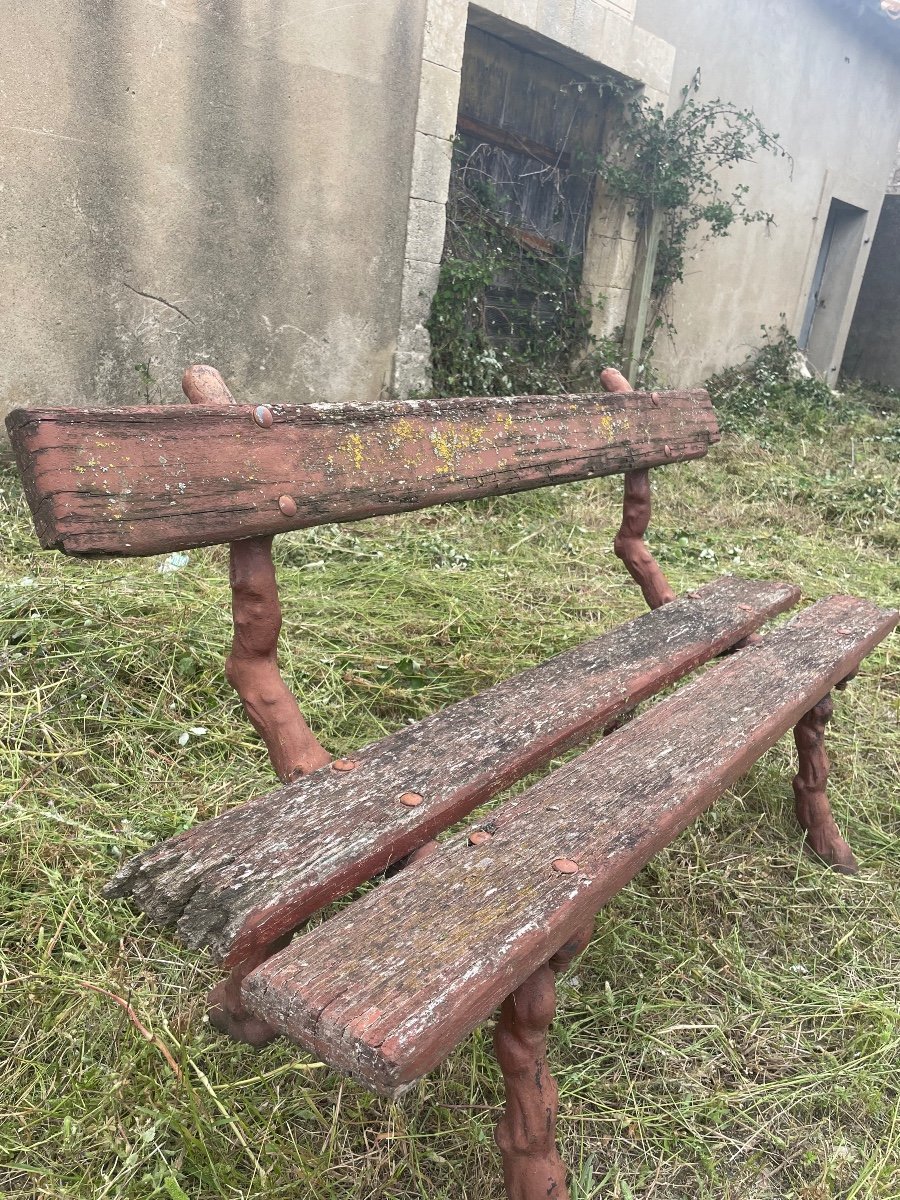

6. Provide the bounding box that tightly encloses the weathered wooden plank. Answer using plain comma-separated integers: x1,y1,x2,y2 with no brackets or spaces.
243,596,898,1096
6,388,718,556
104,576,798,965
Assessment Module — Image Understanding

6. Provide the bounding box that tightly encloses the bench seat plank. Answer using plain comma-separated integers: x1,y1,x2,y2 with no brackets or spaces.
7,388,717,556
105,576,799,965
243,595,897,1096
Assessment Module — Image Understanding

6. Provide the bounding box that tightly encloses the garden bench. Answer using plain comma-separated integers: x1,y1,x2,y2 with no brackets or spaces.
7,364,896,1200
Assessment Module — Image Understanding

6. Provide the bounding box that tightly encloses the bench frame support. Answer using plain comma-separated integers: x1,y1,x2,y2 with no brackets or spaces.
207,932,293,1045
225,534,331,783
614,467,675,610
599,369,675,612
494,922,593,1200
489,677,861,1197
792,690,858,875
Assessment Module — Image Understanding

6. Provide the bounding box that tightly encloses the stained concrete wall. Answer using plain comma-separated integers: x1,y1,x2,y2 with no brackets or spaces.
632,0,900,384
0,0,425,430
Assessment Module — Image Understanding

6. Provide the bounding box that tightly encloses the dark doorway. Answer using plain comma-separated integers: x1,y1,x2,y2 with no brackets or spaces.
842,194,900,387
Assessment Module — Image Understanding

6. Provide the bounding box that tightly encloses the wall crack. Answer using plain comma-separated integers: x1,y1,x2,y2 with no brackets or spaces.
120,281,195,324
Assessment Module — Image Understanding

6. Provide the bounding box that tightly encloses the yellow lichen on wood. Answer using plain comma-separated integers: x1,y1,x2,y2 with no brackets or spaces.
597,411,630,441
386,418,422,460
597,412,616,441
429,424,488,475
340,433,366,471
392,418,415,442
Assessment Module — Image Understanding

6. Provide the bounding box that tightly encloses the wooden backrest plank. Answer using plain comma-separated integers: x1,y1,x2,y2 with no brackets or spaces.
104,576,798,965
242,596,898,1095
7,389,718,556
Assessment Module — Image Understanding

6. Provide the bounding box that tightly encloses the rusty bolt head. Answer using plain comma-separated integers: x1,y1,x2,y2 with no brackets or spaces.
399,792,423,807
253,405,274,428
468,830,493,846
278,494,298,517
332,758,358,772
552,857,579,874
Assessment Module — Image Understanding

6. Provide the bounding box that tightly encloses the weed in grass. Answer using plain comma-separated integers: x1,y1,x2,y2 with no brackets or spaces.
0,365,897,1198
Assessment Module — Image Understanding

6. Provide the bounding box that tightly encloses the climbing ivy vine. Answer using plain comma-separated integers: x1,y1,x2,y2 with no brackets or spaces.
593,71,791,326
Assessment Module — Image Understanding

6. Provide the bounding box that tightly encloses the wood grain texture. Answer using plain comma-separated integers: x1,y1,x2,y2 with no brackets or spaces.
243,596,897,1095
6,389,719,556
103,576,799,965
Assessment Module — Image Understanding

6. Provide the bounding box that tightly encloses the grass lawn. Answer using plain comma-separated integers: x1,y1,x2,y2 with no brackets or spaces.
1,372,897,1199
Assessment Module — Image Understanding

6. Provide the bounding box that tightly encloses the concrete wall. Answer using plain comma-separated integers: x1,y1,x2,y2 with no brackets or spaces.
842,194,900,385
0,0,425,429
632,0,900,384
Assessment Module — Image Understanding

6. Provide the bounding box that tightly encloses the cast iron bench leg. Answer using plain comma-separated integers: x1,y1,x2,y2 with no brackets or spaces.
602,368,675,614
207,932,293,1046
494,922,593,1200
792,690,858,875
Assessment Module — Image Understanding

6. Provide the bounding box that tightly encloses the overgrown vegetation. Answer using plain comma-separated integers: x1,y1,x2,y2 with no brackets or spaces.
710,325,899,437
1,357,897,1197
427,149,612,397
428,76,787,396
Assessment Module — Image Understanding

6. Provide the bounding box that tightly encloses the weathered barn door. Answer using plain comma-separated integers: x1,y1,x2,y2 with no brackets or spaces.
456,28,608,253
449,26,613,355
